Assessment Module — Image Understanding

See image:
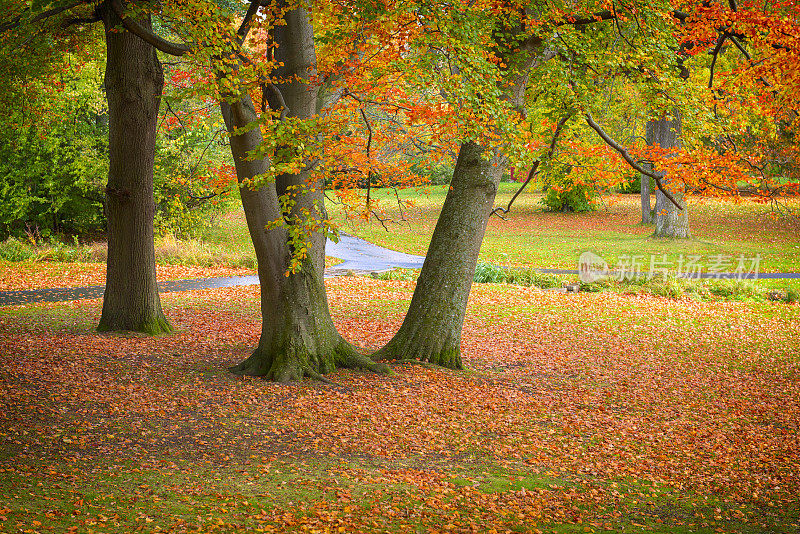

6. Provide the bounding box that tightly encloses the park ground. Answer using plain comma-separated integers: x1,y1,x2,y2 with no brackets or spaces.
1,187,799,533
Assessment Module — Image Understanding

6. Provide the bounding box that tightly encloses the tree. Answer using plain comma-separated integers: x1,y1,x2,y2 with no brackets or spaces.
373,5,553,367
97,1,171,333
113,0,389,379
648,115,690,238
0,0,172,334
222,6,388,380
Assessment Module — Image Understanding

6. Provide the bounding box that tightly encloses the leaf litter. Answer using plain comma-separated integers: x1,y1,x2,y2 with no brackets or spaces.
0,277,798,533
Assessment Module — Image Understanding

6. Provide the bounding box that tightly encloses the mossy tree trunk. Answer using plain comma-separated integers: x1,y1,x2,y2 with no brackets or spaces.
373,33,540,369
97,1,171,335
649,116,690,238
373,142,504,368
222,7,387,381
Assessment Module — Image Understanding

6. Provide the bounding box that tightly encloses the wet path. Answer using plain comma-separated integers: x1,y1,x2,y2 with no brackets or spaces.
0,233,797,306
0,234,425,307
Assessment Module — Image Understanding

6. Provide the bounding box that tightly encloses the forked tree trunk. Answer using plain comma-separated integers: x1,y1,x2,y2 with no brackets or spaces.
373,142,504,368
222,7,387,381
97,1,171,334
648,116,690,238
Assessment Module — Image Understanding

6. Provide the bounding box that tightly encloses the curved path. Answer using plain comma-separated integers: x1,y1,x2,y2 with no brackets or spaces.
0,233,797,306
0,234,425,307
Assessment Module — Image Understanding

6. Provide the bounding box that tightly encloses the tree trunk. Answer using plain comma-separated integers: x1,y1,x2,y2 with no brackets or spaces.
222,7,387,381
640,173,652,224
640,122,653,224
372,30,540,369
648,116,690,238
373,142,504,368
97,1,171,334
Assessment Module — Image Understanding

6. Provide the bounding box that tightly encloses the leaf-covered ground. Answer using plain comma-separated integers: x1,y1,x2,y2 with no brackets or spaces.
1,278,799,533
0,262,255,291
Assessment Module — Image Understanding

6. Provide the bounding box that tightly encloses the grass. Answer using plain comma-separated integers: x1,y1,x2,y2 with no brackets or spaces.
1,183,795,286
327,184,800,274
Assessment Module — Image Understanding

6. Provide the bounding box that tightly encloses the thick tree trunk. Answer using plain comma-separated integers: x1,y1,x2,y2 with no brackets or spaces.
222,7,387,381
373,143,504,368
97,1,171,334
373,33,540,369
648,116,690,238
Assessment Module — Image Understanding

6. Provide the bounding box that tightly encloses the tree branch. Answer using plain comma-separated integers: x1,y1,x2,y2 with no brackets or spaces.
109,0,190,56
584,113,683,209
491,114,570,218
555,10,614,26
0,0,93,33
708,32,728,88
237,0,261,44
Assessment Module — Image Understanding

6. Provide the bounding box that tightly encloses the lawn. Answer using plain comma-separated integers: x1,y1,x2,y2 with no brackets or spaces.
327,184,800,274
1,278,799,533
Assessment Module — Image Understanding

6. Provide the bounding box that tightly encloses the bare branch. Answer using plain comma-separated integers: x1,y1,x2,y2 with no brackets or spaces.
491,114,570,218
584,113,683,210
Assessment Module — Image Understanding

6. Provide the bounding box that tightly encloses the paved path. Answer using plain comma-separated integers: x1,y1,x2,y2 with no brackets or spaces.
0,234,797,306
0,234,426,307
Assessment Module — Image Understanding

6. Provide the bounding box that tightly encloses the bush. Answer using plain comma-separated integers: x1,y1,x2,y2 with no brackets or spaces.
473,262,506,283
541,183,598,212
0,238,38,262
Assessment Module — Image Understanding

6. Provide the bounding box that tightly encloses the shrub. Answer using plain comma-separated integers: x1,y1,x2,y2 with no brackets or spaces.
541,183,599,212
473,263,506,283
0,238,38,262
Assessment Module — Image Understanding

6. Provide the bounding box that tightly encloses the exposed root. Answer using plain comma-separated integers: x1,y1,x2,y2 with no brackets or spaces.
335,343,392,375
303,367,345,387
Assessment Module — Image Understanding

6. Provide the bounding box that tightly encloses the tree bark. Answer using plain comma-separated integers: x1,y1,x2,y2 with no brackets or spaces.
640,122,653,224
373,142,504,368
97,1,171,334
223,7,388,381
648,116,690,238
640,172,652,224
373,33,539,368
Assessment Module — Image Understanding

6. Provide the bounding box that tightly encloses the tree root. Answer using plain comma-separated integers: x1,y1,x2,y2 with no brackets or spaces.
303,367,345,387
335,343,392,375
